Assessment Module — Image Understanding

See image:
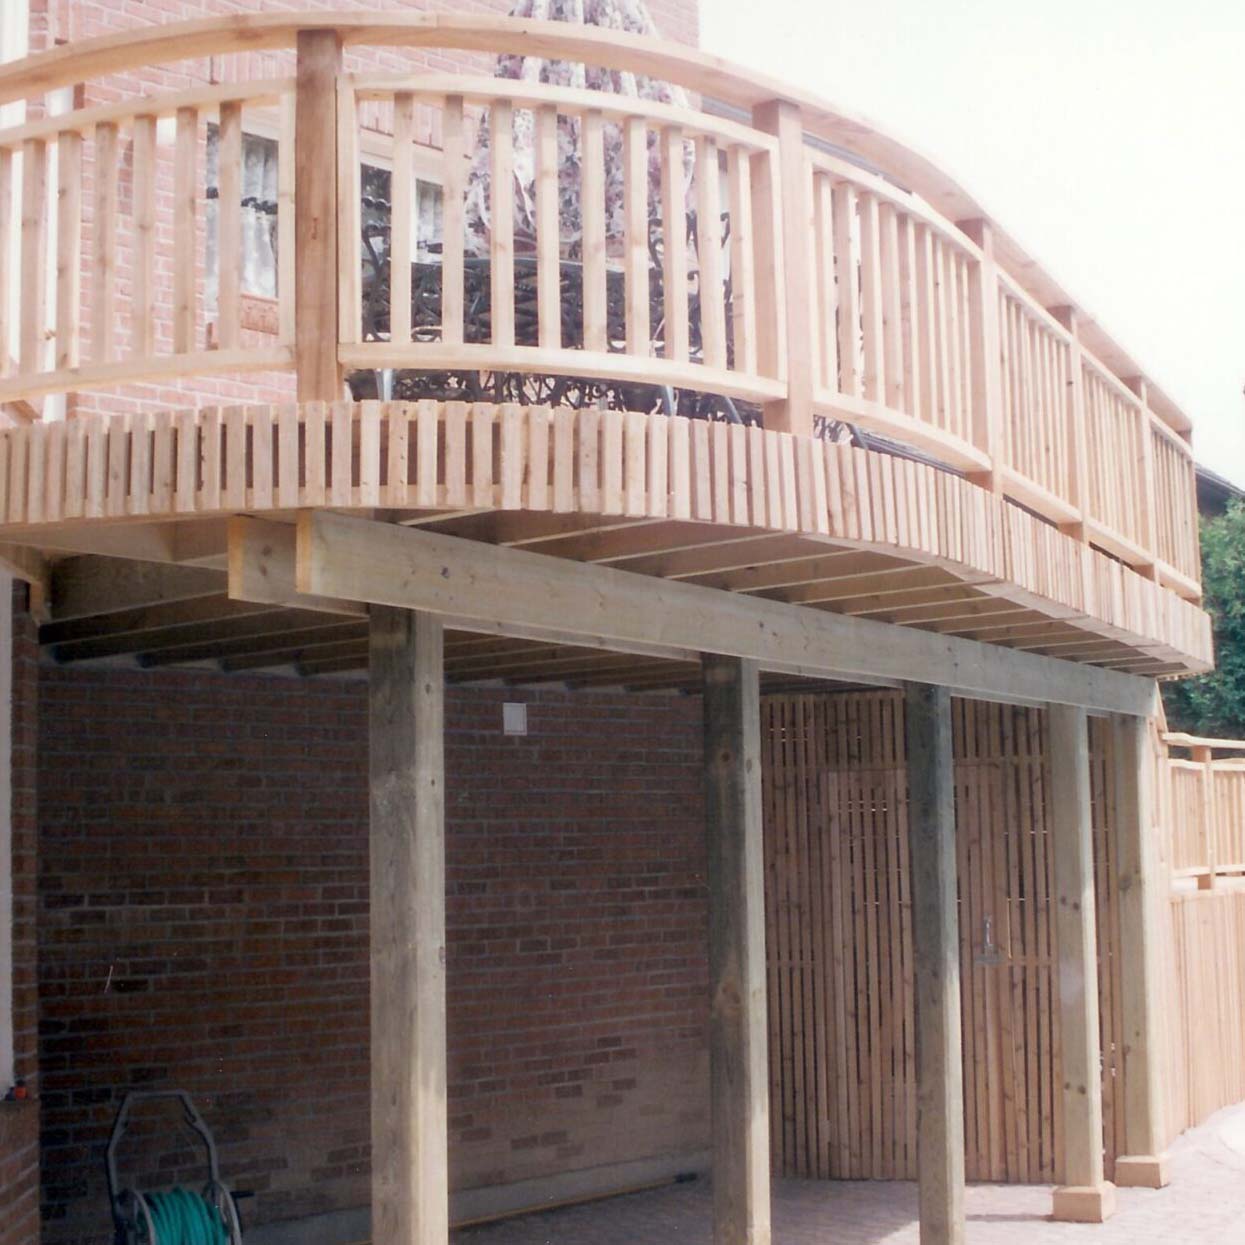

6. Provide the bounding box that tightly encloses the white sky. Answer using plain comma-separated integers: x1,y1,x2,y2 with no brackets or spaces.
702,0,1245,486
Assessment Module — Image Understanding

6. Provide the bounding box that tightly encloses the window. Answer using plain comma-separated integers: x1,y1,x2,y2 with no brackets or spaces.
204,126,281,315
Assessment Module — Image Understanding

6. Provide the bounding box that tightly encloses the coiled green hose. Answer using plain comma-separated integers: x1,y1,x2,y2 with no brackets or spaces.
141,1188,229,1245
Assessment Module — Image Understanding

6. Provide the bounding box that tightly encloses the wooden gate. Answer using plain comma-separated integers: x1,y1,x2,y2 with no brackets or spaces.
761,691,1122,1185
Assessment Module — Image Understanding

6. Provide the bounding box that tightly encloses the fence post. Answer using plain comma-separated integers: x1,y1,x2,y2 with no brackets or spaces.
295,29,343,402
752,99,814,439
1193,744,1216,889
958,219,1002,494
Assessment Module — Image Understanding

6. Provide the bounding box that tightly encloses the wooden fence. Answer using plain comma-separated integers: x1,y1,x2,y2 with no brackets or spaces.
761,693,1245,1187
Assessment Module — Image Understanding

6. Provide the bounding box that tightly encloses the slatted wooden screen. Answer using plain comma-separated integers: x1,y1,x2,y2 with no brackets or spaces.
761,692,1121,1186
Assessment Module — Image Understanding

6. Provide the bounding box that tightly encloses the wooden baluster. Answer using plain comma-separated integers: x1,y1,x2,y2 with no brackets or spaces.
581,109,607,354
277,92,295,348
440,95,466,348
899,216,920,420
1125,377,1159,579
878,203,904,412
1194,745,1215,890
0,149,11,376
55,129,83,371
811,171,837,393
489,99,515,350
172,108,198,355
914,221,935,424
535,104,560,351
19,137,47,376
623,116,650,359
661,125,690,364
216,103,243,351
295,30,342,400
131,114,157,360
1050,306,1088,545
752,99,813,436
728,144,757,378
931,237,952,433
695,134,725,372
858,192,884,404
389,91,415,348
336,78,361,351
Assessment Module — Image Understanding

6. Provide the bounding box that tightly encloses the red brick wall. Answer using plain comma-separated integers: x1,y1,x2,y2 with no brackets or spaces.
36,667,709,1244
1,588,42,1245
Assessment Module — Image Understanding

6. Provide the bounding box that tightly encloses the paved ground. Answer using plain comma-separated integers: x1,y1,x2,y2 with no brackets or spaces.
454,1100,1245,1244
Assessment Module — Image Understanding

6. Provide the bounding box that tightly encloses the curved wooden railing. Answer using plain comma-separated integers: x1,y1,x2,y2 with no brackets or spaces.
0,13,1202,601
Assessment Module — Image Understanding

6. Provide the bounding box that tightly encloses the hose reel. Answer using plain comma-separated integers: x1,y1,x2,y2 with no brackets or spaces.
107,1091,243,1245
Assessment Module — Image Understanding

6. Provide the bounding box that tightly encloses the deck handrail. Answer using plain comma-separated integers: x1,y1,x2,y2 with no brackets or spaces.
0,13,1203,601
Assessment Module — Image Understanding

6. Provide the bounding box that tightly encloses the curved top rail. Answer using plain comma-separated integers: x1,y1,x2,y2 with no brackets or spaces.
0,12,1195,439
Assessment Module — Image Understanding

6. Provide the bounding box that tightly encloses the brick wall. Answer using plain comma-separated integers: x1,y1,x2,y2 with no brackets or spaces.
37,667,709,1244
1,588,42,1245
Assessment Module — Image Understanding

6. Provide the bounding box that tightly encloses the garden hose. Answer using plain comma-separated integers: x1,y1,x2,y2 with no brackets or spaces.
140,1188,229,1245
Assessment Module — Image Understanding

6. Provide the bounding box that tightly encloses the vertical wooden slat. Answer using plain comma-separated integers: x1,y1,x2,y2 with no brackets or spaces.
489,99,515,349
833,182,861,398
661,126,690,364
389,91,415,347
727,145,757,378
172,109,198,354
0,149,11,377
440,95,466,347
19,138,47,376
534,105,561,351
623,116,650,358
55,130,83,371
277,91,296,347
131,114,158,359
216,103,243,351
695,135,726,372
336,79,361,350
581,110,607,354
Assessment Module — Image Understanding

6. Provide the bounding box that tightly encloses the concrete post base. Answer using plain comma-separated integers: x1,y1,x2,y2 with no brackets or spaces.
1114,1153,1171,1189
1052,1182,1117,1223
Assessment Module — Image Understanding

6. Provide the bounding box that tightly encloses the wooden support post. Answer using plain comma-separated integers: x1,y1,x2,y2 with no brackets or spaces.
1048,701,1116,1223
702,653,771,1245
904,683,965,1245
1050,306,1090,545
752,99,814,439
1193,744,1216,889
369,606,449,1245
1111,712,1170,1189
295,29,343,402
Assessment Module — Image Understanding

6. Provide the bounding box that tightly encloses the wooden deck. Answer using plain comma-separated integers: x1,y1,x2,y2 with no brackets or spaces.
0,13,1212,680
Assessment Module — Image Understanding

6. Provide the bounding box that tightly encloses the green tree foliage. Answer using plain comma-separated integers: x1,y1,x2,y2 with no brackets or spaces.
1164,498,1245,736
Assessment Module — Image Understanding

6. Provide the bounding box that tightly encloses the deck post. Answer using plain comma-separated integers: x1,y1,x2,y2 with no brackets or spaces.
1111,712,1170,1187
1048,702,1116,1222
751,98,814,439
904,683,965,1245
701,653,771,1245
369,606,449,1245
295,29,343,402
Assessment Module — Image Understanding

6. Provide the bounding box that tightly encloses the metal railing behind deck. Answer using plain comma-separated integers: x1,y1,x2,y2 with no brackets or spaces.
0,13,1202,602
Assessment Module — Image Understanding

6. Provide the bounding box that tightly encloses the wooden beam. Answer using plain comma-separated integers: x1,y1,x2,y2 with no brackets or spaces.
1047,702,1116,1223
904,682,965,1245
282,511,1157,715
702,654,770,1245
369,606,448,1245
49,556,223,621
1111,711,1170,1189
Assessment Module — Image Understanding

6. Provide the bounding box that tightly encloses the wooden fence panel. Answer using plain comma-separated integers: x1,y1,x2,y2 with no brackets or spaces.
761,692,1121,1185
